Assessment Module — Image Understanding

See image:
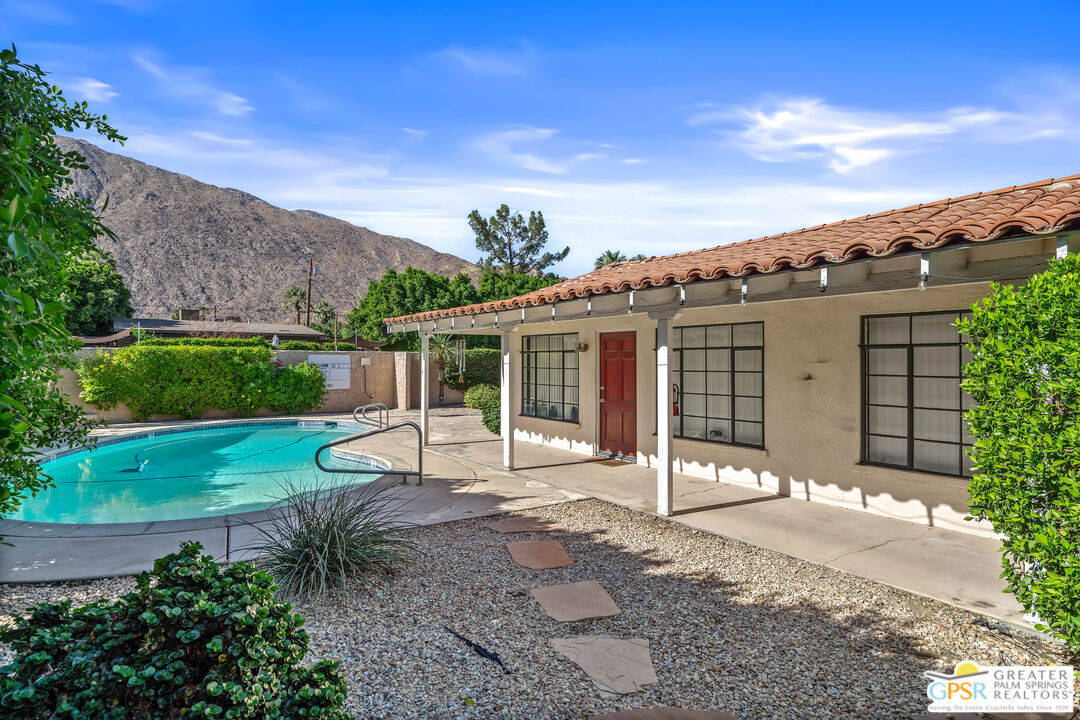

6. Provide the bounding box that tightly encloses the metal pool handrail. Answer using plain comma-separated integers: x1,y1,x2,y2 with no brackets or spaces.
314,421,422,485
353,402,389,427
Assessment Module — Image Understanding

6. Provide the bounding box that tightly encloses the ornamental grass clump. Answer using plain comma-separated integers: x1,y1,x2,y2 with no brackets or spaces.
0,542,348,720
960,254,1080,653
249,479,418,600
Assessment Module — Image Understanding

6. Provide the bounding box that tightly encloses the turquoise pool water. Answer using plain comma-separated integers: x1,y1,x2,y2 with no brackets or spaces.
17,423,378,524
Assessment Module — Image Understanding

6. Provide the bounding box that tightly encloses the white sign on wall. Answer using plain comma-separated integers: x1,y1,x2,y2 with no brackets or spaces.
308,354,351,390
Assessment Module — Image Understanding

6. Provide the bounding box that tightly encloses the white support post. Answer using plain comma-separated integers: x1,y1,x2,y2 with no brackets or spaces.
656,316,674,516
419,332,430,446
500,330,515,470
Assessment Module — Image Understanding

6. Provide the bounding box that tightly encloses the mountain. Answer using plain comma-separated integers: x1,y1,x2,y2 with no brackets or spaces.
55,137,476,322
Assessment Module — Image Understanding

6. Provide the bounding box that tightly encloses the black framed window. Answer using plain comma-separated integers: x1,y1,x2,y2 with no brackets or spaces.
862,311,974,477
522,333,579,422
672,322,764,448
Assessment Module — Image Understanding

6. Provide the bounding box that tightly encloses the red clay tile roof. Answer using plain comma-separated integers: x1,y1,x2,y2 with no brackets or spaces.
385,174,1080,325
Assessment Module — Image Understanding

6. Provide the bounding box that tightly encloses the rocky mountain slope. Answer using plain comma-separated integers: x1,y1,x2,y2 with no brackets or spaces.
56,137,476,322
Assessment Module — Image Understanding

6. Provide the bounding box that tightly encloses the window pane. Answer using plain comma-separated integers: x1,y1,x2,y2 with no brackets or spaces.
962,445,974,476
682,327,705,348
914,346,959,377
914,409,960,443
681,415,706,439
563,333,578,350
706,350,730,371
867,435,908,465
548,404,563,420
868,348,907,376
706,395,731,419
706,325,732,347
914,377,959,409
914,440,959,475
734,421,763,446
683,349,706,371
672,327,682,346
707,371,731,395
734,397,763,422
734,349,761,371
565,352,578,369
734,323,763,346
707,419,732,443
683,371,705,394
868,376,907,406
866,316,909,345
682,394,706,417
912,313,961,344
735,372,762,396
868,405,907,437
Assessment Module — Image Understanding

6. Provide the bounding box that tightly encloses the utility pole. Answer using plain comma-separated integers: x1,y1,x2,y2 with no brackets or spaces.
305,257,314,326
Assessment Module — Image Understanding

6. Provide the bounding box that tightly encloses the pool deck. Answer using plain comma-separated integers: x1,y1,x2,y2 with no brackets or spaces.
1,410,1028,636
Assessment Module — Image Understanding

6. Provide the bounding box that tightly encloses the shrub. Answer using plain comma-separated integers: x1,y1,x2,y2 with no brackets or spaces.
64,257,133,336
444,348,499,392
78,346,326,420
0,542,348,719
960,254,1080,651
248,479,417,600
277,341,355,351
136,336,269,347
464,383,501,434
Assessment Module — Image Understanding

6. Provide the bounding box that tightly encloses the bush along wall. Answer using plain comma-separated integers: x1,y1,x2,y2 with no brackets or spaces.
464,383,500,434
136,336,270,347
444,348,500,392
78,345,326,420
277,341,356,350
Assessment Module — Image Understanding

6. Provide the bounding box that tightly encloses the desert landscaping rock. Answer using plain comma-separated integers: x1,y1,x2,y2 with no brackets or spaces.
590,709,737,720
1,499,1074,719
531,580,623,622
550,636,657,695
485,516,566,533
506,540,574,569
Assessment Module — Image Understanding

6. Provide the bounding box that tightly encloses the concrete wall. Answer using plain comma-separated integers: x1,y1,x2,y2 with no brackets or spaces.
62,348,459,422
506,282,997,537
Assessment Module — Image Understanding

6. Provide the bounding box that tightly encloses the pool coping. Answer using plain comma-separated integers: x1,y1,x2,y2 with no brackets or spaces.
0,418,396,540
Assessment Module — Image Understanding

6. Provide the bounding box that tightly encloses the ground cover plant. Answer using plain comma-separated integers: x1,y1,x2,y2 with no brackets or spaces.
248,479,418,600
78,345,325,419
961,254,1080,654
0,542,348,719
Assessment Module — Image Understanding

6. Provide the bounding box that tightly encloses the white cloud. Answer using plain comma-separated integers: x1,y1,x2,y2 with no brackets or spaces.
402,127,428,141
472,127,606,174
432,45,533,76
69,77,117,102
694,98,1013,173
133,53,253,117
623,158,646,165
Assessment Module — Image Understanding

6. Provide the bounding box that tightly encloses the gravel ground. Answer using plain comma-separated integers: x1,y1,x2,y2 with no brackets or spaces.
1,499,1074,719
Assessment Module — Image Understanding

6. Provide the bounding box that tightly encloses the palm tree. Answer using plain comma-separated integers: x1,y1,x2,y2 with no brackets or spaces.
312,300,336,328
428,334,459,404
282,286,307,324
594,250,647,269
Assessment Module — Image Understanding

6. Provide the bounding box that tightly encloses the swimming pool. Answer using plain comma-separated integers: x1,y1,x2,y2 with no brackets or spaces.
18,421,381,524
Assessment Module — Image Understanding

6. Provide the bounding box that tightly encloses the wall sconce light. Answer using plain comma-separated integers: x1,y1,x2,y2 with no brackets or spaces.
575,342,589,353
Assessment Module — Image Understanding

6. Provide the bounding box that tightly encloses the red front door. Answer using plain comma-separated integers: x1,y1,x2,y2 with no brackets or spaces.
599,331,637,457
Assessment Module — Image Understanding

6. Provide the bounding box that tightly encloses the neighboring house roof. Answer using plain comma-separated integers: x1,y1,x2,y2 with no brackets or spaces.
114,318,325,339
384,174,1080,325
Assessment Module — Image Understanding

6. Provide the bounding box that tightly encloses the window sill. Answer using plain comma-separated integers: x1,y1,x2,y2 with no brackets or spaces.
517,414,582,429
855,462,970,488
657,432,769,458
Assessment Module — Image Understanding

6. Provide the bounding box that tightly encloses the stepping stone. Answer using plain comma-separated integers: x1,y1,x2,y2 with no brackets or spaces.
530,580,621,622
506,540,574,569
485,516,565,533
590,709,736,720
550,637,656,695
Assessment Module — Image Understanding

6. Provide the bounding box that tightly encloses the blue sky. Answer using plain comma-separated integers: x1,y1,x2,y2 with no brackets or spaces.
5,0,1080,276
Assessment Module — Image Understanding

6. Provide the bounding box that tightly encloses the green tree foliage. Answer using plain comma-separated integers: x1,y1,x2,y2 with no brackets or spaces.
444,348,500,392
467,203,568,274
0,542,348,719
594,249,647,269
78,345,326,420
477,269,561,300
311,299,335,332
281,285,307,324
63,257,133,335
0,46,124,520
960,255,1080,651
463,383,500,434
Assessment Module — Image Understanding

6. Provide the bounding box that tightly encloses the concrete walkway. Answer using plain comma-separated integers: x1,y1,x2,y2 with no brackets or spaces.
413,411,1027,629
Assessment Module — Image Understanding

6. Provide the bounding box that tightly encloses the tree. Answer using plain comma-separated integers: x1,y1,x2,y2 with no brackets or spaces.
64,257,132,335
0,45,124,521
477,270,560,300
594,249,646,269
467,203,568,274
960,255,1080,652
281,285,307,324
312,300,336,328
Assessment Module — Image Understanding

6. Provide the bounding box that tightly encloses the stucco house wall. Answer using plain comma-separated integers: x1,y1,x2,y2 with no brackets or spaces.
507,281,995,536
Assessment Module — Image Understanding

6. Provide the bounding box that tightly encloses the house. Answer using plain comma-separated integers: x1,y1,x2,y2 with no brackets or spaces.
383,175,1080,536
112,318,326,342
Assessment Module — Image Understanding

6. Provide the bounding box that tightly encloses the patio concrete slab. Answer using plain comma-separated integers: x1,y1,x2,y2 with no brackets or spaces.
506,540,574,569
485,516,566,533
531,580,622,622
550,636,656,695
590,710,736,720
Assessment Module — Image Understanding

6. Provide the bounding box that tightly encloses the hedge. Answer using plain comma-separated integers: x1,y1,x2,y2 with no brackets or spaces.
136,336,269,347
445,348,499,392
464,384,500,434
277,341,356,350
78,345,326,420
